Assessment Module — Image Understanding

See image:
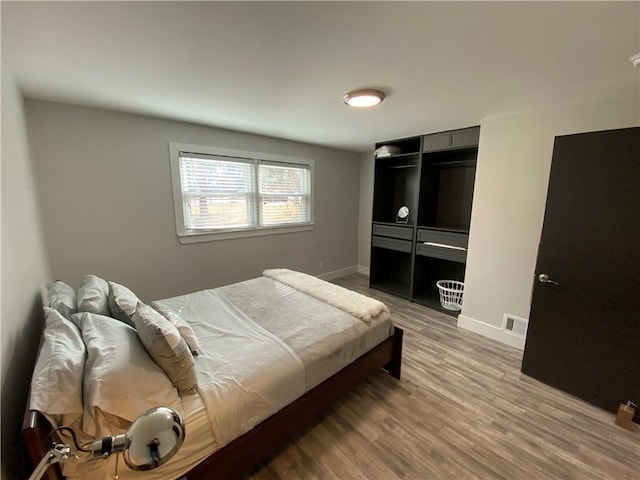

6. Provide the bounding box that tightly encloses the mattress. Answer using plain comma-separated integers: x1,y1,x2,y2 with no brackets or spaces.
64,275,393,479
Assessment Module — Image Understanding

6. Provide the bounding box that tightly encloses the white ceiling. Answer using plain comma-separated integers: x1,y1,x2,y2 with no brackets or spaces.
3,1,639,152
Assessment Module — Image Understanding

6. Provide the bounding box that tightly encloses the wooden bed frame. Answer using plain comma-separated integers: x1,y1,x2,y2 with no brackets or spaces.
23,327,403,480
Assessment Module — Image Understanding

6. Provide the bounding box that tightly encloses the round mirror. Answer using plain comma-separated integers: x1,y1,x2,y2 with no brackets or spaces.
123,406,185,471
397,206,409,219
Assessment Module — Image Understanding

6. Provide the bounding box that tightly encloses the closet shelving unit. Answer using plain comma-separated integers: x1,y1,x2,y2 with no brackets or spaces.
369,126,480,315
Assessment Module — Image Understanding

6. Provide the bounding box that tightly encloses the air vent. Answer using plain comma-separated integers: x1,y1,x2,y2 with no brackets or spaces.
502,314,528,337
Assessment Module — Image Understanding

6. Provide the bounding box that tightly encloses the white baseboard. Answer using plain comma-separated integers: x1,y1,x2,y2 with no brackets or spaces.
357,265,370,276
457,314,526,350
318,265,358,281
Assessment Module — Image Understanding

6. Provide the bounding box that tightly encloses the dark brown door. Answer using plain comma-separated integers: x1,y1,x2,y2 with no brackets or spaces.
521,127,640,420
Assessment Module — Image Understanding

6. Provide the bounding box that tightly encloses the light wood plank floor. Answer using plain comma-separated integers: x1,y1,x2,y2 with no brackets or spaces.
247,274,639,480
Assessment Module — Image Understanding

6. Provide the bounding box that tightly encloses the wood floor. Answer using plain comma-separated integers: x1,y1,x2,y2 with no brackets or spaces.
246,274,639,480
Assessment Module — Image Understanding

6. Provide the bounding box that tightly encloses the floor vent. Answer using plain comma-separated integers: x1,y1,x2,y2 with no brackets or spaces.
502,314,528,337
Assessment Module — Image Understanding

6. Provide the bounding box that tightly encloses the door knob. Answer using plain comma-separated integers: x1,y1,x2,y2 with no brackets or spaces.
538,273,558,285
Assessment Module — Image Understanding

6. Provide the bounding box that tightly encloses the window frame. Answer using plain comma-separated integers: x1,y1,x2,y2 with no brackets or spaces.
169,142,314,244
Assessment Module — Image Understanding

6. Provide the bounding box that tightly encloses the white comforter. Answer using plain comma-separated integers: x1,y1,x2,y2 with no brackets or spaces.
158,289,306,448
62,275,393,480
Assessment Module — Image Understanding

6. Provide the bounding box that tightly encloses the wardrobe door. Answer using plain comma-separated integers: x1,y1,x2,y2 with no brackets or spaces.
522,127,640,420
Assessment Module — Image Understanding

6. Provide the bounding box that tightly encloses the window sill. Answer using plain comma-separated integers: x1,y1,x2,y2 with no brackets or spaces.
177,224,314,244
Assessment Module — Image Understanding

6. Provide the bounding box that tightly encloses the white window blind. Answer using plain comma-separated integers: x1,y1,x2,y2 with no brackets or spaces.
170,143,314,242
259,162,311,226
179,155,255,230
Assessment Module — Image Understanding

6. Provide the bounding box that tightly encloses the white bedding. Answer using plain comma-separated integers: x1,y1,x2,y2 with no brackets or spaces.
220,277,393,389
61,274,393,479
262,269,390,321
158,288,306,448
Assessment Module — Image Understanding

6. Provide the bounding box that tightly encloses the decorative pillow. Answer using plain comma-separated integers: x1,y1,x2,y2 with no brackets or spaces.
133,302,198,394
46,281,77,320
71,311,183,437
29,307,85,425
151,301,201,355
108,281,139,328
77,275,110,316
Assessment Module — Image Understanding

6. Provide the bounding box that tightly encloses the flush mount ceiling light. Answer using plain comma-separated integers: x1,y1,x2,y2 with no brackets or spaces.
343,88,385,107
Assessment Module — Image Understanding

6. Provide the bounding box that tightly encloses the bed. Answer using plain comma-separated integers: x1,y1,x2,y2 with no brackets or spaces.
23,269,403,480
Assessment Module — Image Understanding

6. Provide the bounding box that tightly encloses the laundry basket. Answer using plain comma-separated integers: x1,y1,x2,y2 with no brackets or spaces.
436,280,464,311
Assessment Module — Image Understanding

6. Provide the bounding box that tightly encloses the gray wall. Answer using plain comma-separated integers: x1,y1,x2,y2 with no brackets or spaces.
357,150,374,273
26,100,361,301
1,68,52,479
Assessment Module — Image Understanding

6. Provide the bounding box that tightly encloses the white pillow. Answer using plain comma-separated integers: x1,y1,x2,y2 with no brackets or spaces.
133,303,198,394
29,307,85,425
108,281,139,328
46,281,77,320
71,311,183,437
151,301,201,355
77,274,110,316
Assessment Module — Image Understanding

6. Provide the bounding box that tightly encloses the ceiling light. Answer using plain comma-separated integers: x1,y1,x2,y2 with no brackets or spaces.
343,89,385,107
630,53,640,68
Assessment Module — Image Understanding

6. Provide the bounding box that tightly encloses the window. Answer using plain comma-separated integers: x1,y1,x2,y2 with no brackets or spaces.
169,142,313,243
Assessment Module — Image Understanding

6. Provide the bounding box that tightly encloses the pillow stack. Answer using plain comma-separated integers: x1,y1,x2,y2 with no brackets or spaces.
46,281,77,320
71,311,184,436
76,275,110,316
107,281,138,328
151,301,201,355
29,307,85,426
31,274,201,436
132,303,198,394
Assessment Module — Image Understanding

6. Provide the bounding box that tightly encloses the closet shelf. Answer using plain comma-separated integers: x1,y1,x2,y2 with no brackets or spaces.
429,160,476,167
384,164,419,170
